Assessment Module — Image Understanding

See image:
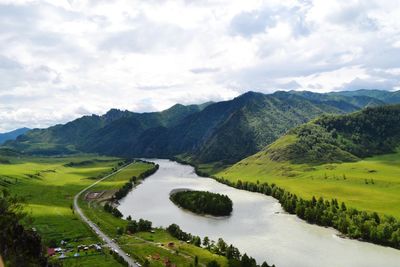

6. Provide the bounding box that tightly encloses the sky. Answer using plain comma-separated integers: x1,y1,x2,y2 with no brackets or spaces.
1,0,400,132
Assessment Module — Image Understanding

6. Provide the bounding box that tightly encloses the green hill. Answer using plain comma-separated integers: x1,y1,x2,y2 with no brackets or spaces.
265,105,400,164
4,90,400,165
217,105,400,218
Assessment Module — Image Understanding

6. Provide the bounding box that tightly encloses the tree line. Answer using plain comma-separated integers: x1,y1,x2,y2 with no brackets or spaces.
126,218,152,233
105,160,159,218
170,190,233,216
213,177,400,249
103,202,123,218
167,224,275,267
113,161,159,201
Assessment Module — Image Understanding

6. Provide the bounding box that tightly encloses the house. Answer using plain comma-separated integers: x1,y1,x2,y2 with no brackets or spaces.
59,253,67,259
163,258,172,267
47,248,56,256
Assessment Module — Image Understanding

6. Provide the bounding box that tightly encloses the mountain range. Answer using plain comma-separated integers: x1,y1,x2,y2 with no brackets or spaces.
0,127,30,145
3,89,400,165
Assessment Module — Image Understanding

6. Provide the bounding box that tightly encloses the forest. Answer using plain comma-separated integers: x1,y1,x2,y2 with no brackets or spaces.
269,105,400,164
170,190,233,216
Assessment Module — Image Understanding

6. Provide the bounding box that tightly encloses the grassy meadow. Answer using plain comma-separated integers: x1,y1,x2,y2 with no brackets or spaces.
217,150,400,219
0,155,134,266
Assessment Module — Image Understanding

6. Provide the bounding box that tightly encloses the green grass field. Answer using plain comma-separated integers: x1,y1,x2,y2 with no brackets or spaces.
218,150,400,219
0,155,131,266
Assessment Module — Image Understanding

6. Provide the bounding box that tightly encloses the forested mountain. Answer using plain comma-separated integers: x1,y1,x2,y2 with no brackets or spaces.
4,90,400,164
329,89,400,104
259,104,400,164
0,127,30,144
6,104,207,155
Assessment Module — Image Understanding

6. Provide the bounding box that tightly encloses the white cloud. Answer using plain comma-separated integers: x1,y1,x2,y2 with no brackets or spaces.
0,0,399,132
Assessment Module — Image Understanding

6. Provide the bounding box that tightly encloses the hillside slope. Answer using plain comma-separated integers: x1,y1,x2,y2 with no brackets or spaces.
266,104,400,164
218,105,400,218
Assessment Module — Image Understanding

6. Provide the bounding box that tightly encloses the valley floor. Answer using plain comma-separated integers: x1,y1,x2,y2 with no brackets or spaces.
0,155,227,266
217,150,400,219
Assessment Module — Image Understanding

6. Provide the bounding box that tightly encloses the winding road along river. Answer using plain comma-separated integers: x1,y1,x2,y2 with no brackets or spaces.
119,159,400,267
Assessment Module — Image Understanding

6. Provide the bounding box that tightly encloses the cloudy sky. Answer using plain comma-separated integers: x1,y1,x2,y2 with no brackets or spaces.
1,0,400,131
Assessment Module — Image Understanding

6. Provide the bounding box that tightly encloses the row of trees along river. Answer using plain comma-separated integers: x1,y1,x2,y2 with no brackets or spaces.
212,177,400,249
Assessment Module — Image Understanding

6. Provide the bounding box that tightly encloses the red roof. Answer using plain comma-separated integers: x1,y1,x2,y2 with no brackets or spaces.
47,248,56,256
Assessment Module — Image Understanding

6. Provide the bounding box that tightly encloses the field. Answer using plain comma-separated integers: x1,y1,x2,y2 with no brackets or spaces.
218,150,400,219
0,155,138,266
79,162,229,267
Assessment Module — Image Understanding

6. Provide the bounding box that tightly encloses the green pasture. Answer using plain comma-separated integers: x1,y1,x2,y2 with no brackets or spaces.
218,150,400,219
0,155,126,266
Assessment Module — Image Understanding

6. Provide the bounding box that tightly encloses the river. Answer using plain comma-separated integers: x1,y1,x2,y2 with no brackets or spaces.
118,159,400,267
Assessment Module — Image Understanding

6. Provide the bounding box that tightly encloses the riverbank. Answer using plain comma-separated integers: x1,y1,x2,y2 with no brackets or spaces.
118,159,400,267
180,157,400,251
79,160,230,267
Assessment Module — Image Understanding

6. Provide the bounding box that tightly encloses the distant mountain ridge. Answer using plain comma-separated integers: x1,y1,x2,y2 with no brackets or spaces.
0,127,30,145
4,89,400,164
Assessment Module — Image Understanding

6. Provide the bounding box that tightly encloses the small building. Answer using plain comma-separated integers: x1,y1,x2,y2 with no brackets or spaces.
47,248,56,256
74,253,80,257
167,242,174,248
164,258,172,267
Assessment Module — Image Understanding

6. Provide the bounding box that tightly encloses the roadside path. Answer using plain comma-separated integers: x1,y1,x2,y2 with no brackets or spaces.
73,163,139,267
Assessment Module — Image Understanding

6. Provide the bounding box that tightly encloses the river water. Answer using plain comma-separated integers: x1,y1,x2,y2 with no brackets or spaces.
118,159,400,267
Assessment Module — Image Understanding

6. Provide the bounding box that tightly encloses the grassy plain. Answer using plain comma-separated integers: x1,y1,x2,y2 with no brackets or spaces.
218,150,400,218
0,155,127,266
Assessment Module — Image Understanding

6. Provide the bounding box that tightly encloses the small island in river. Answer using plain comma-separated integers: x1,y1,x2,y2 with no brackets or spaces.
170,189,233,216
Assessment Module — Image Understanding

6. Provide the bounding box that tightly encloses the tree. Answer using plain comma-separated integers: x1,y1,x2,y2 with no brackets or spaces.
207,260,220,267
126,220,138,233
203,236,210,249
194,255,199,266
116,227,123,235
217,238,227,255
193,236,201,247
226,245,240,260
